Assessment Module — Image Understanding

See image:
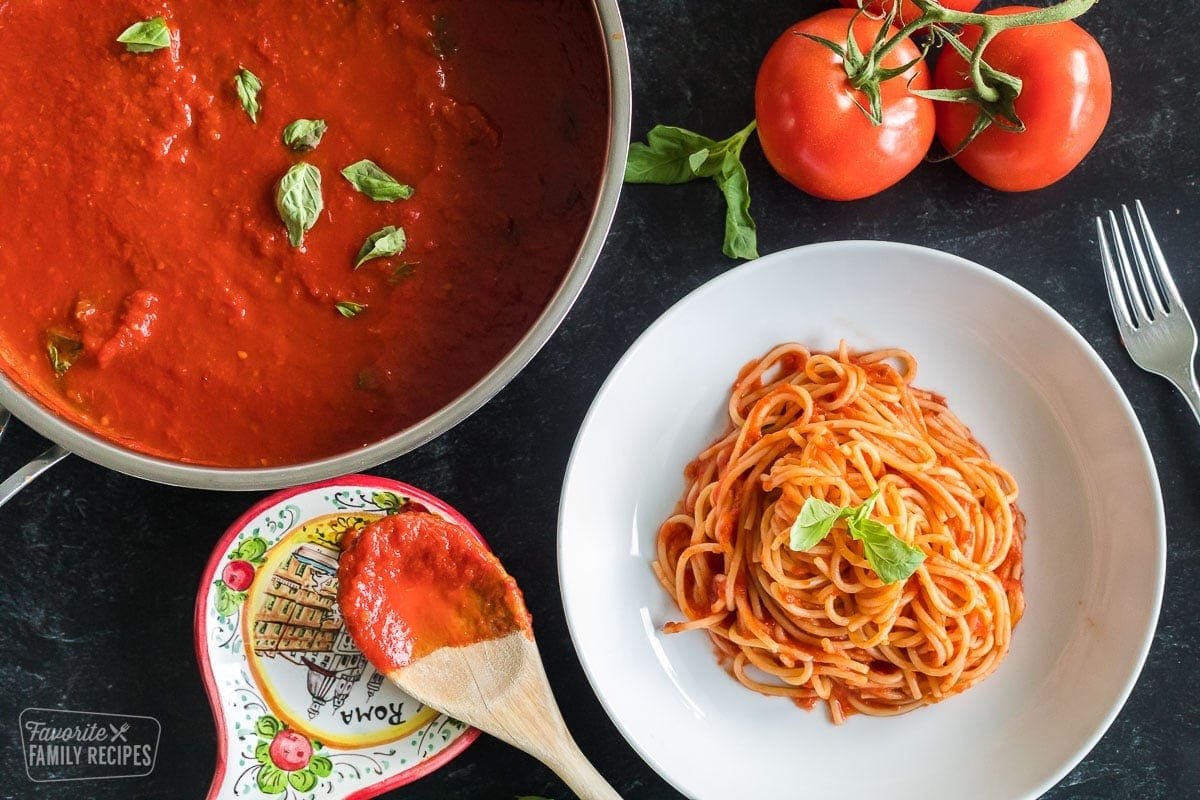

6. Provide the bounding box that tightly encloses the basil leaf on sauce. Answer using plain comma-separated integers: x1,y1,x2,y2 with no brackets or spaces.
45,332,83,377
388,262,418,284
341,160,413,202
335,301,365,318
282,119,327,152
354,226,407,270
116,17,171,53
235,68,263,123
275,163,323,248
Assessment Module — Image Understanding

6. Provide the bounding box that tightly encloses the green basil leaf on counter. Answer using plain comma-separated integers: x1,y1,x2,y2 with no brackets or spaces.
335,301,365,318
715,152,757,261
235,67,263,123
46,332,83,377
117,16,171,53
625,120,759,260
275,163,323,248
282,118,327,152
341,160,413,202
354,225,407,270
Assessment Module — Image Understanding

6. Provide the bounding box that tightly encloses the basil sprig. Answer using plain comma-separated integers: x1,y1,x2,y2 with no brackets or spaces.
335,301,365,318
235,68,263,123
625,121,758,260
282,119,327,152
354,226,407,269
275,163,323,248
341,160,413,202
117,17,171,53
788,488,925,584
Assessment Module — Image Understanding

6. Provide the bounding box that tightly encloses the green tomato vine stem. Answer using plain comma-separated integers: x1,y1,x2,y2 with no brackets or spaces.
875,0,1098,103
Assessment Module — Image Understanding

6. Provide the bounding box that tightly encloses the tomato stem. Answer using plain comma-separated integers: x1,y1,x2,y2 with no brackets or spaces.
877,0,1097,81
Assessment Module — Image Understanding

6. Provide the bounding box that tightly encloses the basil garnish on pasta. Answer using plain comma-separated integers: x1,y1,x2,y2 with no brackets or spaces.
789,489,926,584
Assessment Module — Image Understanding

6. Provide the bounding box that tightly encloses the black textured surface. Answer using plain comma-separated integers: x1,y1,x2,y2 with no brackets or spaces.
2,1,1199,799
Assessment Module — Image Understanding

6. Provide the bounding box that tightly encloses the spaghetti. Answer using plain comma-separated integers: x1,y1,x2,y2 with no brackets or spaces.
652,342,1025,723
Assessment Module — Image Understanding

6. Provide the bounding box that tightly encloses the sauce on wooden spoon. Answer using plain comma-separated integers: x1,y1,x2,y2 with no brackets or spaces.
337,509,620,799
338,511,531,671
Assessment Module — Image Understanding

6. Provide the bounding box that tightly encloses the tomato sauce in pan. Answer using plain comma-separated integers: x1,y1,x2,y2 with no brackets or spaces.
0,1,609,466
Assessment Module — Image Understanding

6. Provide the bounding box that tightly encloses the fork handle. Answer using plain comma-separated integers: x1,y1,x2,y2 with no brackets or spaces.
1167,370,1200,427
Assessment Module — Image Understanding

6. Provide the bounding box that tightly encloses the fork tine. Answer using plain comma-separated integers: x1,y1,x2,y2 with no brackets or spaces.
1107,210,1151,326
1097,216,1135,331
1121,204,1168,319
1134,199,1186,314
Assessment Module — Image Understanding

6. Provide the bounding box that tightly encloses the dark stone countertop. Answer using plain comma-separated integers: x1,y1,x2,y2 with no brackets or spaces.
1,1,1198,799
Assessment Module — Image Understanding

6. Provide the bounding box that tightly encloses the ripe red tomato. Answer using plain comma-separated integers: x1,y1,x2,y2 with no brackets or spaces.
755,9,934,201
837,0,982,26
933,6,1111,191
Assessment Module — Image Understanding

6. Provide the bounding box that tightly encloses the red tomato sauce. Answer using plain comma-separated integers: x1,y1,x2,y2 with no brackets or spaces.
337,511,530,671
0,1,608,466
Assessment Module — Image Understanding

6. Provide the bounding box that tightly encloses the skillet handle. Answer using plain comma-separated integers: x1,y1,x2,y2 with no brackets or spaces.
0,443,70,511
0,405,71,509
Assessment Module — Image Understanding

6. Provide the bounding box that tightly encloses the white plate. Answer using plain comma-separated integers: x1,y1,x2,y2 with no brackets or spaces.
558,241,1164,800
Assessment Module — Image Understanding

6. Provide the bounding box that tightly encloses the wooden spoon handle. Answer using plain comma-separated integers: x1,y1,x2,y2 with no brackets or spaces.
541,735,623,800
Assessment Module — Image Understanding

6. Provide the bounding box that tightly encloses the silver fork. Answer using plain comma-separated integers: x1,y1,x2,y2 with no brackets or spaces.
1096,200,1200,425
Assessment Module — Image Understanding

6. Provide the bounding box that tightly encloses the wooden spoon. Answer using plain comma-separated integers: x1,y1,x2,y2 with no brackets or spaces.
337,511,621,800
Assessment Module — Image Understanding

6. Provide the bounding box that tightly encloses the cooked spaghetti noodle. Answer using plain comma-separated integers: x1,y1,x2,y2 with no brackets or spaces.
652,342,1025,723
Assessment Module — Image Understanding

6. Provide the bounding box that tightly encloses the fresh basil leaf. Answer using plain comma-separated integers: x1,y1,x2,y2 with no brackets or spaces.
282,118,327,152
788,497,843,551
235,68,263,123
354,225,407,269
275,163,323,247
335,301,365,318
849,488,882,527
625,120,759,259
625,125,721,184
341,160,413,202
117,17,171,53
851,518,925,584
45,332,83,377
715,152,758,260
